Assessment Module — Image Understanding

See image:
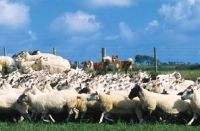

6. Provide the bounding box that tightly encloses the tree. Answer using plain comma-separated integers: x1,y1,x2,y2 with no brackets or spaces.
135,54,159,65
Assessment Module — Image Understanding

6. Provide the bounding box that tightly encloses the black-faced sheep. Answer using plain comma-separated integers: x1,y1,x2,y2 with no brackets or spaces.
181,84,200,125
128,84,192,122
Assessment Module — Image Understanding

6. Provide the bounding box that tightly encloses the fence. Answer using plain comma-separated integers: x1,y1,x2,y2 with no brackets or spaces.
2,47,200,70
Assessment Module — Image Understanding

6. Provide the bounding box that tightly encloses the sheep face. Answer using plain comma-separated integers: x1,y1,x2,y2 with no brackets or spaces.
86,92,98,101
128,84,141,100
17,94,29,103
196,77,200,84
181,85,197,100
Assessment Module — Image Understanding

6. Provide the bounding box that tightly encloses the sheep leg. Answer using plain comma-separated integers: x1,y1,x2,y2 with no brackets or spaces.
21,113,32,122
66,109,73,122
134,108,144,124
99,111,106,123
80,113,86,122
41,113,51,122
48,114,55,122
73,108,79,120
187,114,198,125
104,113,114,122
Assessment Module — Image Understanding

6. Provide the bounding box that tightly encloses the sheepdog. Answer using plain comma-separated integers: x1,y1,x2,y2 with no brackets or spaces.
84,56,112,74
112,55,134,74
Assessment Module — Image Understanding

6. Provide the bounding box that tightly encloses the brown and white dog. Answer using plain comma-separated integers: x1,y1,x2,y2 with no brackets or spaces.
112,55,134,74
84,56,112,74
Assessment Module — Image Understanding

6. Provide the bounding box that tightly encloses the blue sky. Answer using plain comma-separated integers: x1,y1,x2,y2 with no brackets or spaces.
1,0,200,63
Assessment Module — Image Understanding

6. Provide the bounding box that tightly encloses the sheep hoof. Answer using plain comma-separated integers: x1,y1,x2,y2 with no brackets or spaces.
43,119,51,122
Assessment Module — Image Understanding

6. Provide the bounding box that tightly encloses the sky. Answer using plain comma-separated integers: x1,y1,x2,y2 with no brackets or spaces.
1,0,200,64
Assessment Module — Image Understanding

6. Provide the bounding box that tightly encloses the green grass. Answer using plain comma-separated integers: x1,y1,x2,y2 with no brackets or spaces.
132,65,200,81
0,121,199,131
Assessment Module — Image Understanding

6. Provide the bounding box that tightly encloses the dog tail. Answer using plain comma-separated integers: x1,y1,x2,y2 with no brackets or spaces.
128,58,134,64
103,56,112,64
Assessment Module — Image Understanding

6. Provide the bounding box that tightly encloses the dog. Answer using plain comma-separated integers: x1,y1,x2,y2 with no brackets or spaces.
84,56,112,74
112,55,134,74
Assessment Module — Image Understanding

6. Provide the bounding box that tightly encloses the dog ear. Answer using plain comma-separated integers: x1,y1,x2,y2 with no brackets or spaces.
116,55,118,58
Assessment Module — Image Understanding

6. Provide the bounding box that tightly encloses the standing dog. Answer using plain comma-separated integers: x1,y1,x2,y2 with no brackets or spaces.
112,55,134,74
84,56,112,74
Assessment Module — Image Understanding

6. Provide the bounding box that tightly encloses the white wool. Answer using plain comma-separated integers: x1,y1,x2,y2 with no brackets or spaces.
0,56,14,72
87,92,144,124
21,87,78,122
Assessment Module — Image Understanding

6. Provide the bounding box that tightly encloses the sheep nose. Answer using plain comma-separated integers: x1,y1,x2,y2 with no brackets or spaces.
128,95,133,100
181,97,185,100
86,98,90,101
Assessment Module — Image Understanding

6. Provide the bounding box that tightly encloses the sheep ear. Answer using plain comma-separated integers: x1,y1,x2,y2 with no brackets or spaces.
177,92,183,95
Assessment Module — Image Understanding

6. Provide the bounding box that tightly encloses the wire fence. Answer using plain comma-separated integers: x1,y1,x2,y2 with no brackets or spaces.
2,47,200,65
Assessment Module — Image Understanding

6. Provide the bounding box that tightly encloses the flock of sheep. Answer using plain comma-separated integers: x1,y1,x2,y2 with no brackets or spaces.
0,50,199,125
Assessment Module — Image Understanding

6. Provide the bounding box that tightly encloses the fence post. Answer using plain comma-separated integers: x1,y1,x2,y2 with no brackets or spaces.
4,47,6,56
102,48,106,62
154,47,157,72
53,47,56,55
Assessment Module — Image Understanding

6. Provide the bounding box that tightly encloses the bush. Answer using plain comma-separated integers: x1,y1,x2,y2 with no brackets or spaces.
175,64,200,70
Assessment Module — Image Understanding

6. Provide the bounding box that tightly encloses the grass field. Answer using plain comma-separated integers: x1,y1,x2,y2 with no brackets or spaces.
1,121,200,131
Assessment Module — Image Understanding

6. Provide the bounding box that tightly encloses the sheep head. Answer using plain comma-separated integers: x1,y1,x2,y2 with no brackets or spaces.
181,85,198,100
17,94,28,103
86,91,98,101
128,84,142,100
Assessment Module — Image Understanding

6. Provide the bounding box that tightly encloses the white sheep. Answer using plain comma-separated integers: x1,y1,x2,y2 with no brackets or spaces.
22,51,43,61
0,93,31,122
74,93,101,121
17,85,78,122
15,58,35,73
43,64,69,74
0,56,14,72
32,50,63,60
23,51,63,62
181,84,200,125
87,91,144,124
128,84,192,121
145,80,164,94
31,56,70,71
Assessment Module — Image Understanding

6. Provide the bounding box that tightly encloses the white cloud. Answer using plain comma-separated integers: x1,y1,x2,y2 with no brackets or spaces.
50,10,100,35
84,0,134,7
28,30,37,41
158,0,200,32
119,22,134,43
187,0,195,5
149,20,159,27
145,20,159,31
0,0,30,28
19,30,37,45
